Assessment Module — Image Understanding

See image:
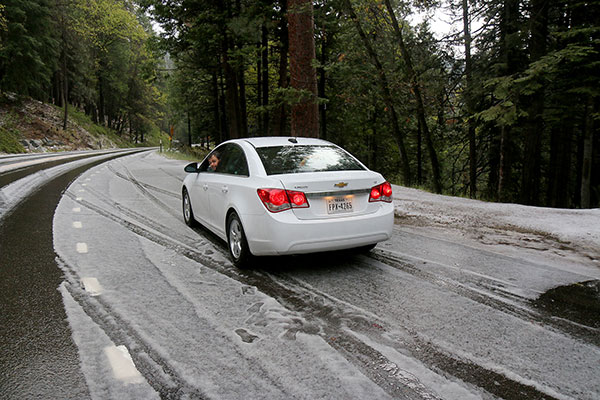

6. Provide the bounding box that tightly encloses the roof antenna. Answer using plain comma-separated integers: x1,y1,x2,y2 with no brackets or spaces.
288,137,298,144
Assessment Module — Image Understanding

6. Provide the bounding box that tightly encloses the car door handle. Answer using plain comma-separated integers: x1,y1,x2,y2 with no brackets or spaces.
221,186,228,193
202,184,208,191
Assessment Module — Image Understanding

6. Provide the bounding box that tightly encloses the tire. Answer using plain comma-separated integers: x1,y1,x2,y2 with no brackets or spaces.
182,188,197,227
227,212,252,268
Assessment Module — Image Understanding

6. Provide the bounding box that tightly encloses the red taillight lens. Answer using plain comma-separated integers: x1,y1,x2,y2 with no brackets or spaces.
370,187,381,200
382,182,392,197
369,182,393,203
257,188,309,212
270,189,287,206
288,190,309,207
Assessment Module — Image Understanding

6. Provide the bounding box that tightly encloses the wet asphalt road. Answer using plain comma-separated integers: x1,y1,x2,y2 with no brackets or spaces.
0,165,90,399
0,151,142,399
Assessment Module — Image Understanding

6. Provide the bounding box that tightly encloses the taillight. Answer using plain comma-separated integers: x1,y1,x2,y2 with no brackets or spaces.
287,190,309,207
382,182,392,197
257,188,309,213
369,182,393,203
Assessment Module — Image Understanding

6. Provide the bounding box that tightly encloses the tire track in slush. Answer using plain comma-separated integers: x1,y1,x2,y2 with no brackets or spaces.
369,249,600,347
59,259,206,399
61,193,291,398
64,167,564,400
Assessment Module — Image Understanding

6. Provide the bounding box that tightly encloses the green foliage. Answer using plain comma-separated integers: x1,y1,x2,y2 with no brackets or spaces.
0,0,166,148
0,4,6,49
1,0,596,206
73,0,146,52
65,104,166,147
159,146,210,162
0,125,25,153
0,0,59,97
66,106,121,141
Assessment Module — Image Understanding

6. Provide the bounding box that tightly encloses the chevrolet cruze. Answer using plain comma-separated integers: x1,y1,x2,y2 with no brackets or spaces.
182,137,394,267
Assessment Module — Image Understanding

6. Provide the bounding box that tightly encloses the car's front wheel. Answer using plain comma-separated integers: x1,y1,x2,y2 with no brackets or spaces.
227,212,252,268
182,188,197,227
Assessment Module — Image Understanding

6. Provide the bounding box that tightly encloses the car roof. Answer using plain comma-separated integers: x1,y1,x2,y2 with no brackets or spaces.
238,137,332,148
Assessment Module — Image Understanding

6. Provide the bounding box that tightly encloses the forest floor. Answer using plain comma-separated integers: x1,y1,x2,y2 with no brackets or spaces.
0,93,120,153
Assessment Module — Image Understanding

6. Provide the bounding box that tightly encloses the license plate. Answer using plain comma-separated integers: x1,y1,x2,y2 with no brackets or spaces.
326,196,353,214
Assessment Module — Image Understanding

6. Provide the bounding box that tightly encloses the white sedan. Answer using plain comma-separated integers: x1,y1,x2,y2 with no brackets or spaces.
182,137,394,267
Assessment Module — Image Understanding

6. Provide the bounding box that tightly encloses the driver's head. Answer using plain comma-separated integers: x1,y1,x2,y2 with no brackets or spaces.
208,152,220,171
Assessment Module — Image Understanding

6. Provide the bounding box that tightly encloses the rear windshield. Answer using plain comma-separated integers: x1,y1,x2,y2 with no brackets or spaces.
256,145,365,175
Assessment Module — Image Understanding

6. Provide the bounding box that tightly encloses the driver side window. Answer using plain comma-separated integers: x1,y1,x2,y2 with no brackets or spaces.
200,146,227,173
201,144,248,176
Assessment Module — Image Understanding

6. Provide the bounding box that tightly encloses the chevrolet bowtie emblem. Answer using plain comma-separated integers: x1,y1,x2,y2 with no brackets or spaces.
334,182,348,188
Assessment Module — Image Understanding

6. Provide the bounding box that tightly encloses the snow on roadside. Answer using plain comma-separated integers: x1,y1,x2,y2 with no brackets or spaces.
0,150,140,220
392,185,600,272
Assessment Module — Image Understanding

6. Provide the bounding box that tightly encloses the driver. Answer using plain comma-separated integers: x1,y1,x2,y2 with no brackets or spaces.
208,151,220,172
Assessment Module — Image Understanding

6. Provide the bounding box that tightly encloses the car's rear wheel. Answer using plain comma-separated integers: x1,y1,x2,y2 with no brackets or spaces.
227,212,252,268
182,188,197,227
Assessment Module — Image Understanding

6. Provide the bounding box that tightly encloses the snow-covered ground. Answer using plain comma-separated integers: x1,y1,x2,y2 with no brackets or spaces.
0,149,140,220
46,151,599,399
393,185,600,276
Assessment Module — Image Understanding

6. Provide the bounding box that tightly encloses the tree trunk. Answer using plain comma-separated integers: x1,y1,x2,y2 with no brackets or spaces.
463,0,477,198
61,47,68,131
485,125,500,200
318,24,328,140
580,97,594,208
212,69,222,145
238,68,248,137
53,72,61,107
417,118,422,185
343,0,412,185
257,39,262,137
288,0,319,137
261,24,269,135
497,0,521,202
217,0,242,140
383,0,441,193
369,109,378,171
187,111,192,146
222,47,241,139
98,74,105,126
520,0,549,205
115,114,122,135
272,1,289,136
129,115,134,144
498,125,510,202
218,64,228,144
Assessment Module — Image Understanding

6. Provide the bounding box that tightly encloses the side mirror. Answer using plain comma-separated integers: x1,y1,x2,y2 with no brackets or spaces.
184,162,199,173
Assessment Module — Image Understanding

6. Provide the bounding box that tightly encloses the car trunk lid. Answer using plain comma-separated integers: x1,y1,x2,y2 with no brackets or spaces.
278,171,383,220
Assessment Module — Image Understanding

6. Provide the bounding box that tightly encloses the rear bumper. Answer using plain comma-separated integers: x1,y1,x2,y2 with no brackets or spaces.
242,203,394,256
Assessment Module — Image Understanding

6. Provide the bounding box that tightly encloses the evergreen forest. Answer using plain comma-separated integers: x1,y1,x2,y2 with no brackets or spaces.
0,0,598,208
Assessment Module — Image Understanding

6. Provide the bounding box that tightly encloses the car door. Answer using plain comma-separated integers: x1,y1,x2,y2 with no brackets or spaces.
207,144,249,236
189,147,225,226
